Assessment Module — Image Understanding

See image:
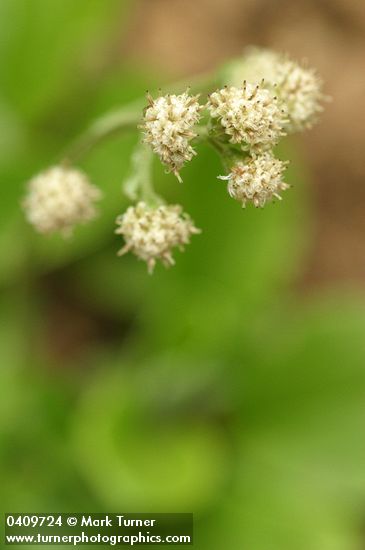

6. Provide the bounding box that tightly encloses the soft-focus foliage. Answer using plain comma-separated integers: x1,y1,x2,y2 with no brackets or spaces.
1,2,365,549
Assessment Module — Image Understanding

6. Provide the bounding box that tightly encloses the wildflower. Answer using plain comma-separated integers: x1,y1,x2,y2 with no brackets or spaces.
207,83,287,151
226,48,325,133
115,202,200,273
219,152,289,208
142,91,202,182
23,166,101,235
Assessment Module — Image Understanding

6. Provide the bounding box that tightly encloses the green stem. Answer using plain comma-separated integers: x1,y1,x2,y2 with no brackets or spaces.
61,72,217,165
139,149,162,206
62,103,142,164
123,143,162,206
207,135,250,173
206,137,231,171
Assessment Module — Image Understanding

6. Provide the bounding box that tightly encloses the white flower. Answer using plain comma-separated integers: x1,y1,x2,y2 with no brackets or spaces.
115,202,200,273
142,91,202,182
23,166,101,235
207,83,287,151
226,48,325,133
219,153,289,208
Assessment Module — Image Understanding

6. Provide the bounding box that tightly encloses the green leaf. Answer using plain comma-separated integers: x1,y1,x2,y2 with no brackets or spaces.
0,0,129,121
72,356,230,512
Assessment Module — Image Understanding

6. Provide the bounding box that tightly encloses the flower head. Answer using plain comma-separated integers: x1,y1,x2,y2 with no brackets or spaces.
219,153,289,208
207,83,287,151
226,48,325,133
115,202,200,273
142,91,202,182
23,166,101,235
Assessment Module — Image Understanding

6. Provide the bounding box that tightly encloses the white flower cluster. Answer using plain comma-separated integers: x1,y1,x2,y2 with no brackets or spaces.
207,83,287,150
219,153,289,208
22,48,326,273
23,166,101,235
211,48,325,208
115,202,200,273
226,48,325,133
141,91,202,182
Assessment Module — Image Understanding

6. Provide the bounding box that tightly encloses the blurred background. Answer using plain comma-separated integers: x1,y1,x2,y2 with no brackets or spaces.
1,0,365,548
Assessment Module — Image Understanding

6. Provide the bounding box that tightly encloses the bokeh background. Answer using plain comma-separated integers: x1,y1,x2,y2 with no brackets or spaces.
1,0,365,548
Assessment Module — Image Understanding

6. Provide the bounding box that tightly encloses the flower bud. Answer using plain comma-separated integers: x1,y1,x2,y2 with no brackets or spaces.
226,48,325,133
142,92,202,182
219,153,289,208
23,166,101,235
116,202,200,273
207,83,287,151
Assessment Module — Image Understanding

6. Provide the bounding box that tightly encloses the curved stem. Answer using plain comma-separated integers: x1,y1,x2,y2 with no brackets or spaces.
61,71,217,165
61,102,142,164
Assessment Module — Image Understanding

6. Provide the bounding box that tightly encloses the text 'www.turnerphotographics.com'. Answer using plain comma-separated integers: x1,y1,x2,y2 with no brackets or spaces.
5,514,193,546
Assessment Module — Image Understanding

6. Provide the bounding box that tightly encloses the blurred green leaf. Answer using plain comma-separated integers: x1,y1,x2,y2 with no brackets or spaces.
198,295,365,550
72,356,231,512
0,0,129,121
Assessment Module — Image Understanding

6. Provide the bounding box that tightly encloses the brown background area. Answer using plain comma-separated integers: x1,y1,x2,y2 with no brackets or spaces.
121,0,365,288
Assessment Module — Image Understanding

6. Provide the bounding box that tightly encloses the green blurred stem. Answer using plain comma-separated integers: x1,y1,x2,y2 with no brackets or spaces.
61,71,217,164
62,103,142,164
207,137,231,172
123,143,163,206
206,134,250,173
